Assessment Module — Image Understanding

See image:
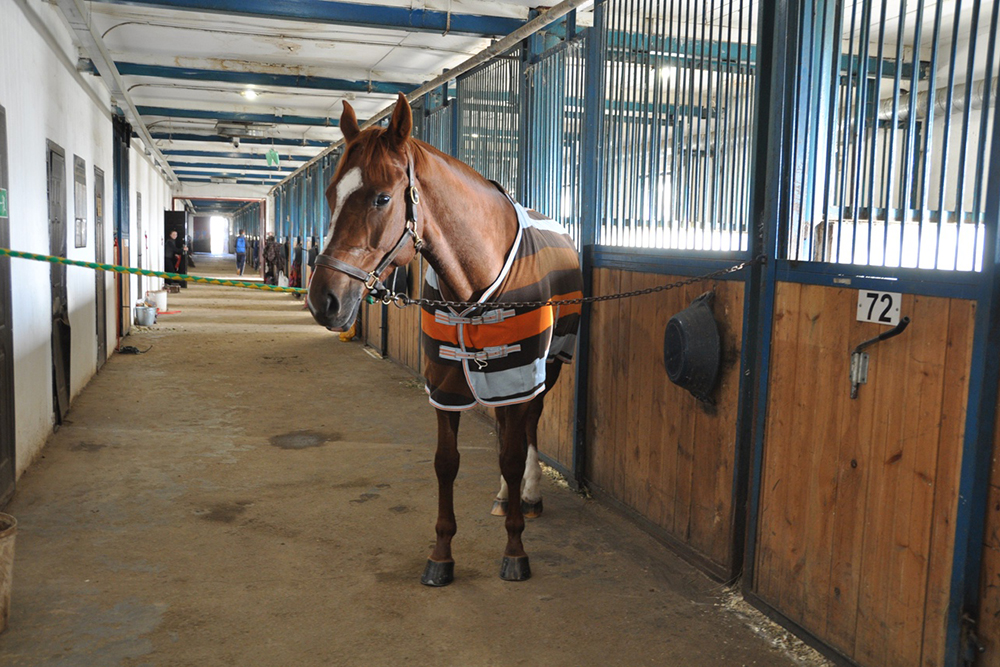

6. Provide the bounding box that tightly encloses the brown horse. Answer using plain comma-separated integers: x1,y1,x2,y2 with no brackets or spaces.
307,93,582,585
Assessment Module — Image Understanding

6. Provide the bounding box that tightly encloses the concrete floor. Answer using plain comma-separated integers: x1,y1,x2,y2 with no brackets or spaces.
0,254,816,667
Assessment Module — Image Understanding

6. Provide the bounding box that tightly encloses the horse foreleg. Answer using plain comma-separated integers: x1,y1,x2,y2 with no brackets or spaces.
495,402,532,581
421,409,461,587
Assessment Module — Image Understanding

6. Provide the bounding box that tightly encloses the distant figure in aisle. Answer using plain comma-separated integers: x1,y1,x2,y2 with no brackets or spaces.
235,229,247,276
164,230,187,286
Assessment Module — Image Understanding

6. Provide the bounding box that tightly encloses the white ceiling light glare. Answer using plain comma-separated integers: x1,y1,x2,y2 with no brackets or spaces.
241,87,258,100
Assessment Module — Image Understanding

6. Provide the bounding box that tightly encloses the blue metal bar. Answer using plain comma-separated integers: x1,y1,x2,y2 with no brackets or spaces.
163,149,311,162
951,0,984,270
174,169,284,180
137,106,341,127
149,132,328,147
944,54,1000,665
108,61,415,96
772,259,981,300
168,161,296,172
89,0,525,37
179,177,283,186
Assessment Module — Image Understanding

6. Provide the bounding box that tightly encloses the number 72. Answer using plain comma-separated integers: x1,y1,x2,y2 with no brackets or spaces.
857,290,901,325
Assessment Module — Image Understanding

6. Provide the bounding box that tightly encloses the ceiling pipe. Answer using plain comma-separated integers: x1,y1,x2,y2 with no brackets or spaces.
55,0,180,186
878,76,998,122
272,0,595,192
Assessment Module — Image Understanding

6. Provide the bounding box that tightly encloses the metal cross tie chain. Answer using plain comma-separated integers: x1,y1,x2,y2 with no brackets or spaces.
380,255,766,310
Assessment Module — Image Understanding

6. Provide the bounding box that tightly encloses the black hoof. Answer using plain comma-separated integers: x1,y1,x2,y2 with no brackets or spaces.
522,498,543,518
421,559,455,587
490,499,508,516
499,555,531,581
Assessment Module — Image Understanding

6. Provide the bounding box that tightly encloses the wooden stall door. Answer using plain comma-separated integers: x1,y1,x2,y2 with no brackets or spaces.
754,283,972,667
585,268,745,574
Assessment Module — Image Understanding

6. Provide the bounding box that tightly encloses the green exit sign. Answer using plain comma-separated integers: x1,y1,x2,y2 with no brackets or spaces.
0,189,7,218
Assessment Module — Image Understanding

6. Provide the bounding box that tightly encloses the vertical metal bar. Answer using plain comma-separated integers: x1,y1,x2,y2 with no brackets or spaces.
934,0,966,269
880,0,908,266
846,0,874,264
971,1,999,268
951,0,981,270
898,0,927,264
863,0,890,265
914,0,947,268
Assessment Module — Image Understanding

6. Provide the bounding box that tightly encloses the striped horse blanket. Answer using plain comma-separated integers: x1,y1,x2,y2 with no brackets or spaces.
421,202,583,411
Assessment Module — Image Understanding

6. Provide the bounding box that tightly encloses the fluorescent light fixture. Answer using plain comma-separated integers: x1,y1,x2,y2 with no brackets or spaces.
241,88,258,100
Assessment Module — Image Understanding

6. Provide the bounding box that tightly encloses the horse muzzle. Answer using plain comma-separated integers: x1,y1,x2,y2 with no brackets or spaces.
307,282,362,332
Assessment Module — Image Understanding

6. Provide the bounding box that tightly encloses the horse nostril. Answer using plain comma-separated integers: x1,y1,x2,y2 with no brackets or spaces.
325,292,340,318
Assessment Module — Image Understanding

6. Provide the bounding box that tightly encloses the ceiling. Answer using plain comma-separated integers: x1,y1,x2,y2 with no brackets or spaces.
64,0,565,210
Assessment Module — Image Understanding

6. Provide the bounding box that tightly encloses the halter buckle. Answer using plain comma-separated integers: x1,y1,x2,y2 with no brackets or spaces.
408,186,420,206
364,272,380,290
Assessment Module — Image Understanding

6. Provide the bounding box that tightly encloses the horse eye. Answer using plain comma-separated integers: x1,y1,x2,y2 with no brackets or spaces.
374,193,391,208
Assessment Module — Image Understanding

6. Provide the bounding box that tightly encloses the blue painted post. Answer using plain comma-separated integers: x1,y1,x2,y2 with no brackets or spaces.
741,0,801,586
571,2,608,489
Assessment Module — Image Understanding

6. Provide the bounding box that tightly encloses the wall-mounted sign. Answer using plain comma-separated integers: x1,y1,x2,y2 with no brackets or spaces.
0,188,7,218
857,290,902,326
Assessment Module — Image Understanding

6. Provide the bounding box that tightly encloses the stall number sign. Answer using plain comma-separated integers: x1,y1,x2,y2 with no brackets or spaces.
857,290,902,325
0,189,7,218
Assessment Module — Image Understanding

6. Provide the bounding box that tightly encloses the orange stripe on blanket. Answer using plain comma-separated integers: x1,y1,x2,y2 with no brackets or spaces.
421,306,556,349
549,291,584,316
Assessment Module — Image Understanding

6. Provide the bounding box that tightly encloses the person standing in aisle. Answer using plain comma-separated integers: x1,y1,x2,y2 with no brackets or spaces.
235,229,247,276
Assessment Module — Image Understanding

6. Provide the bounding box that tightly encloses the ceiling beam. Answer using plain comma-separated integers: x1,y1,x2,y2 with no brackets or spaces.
175,169,286,180
138,106,340,126
168,161,297,172
108,61,414,96
149,132,329,147
88,0,525,37
179,177,286,186
162,149,311,161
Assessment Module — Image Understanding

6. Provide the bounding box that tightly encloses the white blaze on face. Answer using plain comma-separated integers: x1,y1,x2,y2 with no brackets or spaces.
324,166,363,248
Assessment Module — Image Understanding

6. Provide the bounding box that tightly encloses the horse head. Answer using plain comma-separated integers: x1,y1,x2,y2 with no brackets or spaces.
307,93,421,331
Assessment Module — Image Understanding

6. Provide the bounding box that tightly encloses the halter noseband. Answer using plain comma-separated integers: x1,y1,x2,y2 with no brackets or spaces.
313,153,424,299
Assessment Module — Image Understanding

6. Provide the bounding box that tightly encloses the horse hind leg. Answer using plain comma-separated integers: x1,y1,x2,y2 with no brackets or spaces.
421,409,461,587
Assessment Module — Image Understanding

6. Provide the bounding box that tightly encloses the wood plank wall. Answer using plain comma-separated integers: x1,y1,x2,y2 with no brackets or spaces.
385,257,424,374
754,283,973,667
976,389,1000,665
585,268,745,570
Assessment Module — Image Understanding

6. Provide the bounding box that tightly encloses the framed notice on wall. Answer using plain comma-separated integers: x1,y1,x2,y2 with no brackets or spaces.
73,155,87,248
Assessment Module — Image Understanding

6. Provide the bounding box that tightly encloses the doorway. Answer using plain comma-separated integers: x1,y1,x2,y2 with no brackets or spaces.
0,105,15,506
94,166,107,368
47,141,70,425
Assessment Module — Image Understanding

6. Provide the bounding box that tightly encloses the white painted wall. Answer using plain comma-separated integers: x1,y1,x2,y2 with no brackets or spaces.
1,0,173,476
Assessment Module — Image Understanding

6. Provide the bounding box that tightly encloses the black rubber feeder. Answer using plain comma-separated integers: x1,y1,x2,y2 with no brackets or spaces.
664,291,721,404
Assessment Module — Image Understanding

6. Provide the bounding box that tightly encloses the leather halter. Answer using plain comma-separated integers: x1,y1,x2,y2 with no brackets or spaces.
312,153,424,299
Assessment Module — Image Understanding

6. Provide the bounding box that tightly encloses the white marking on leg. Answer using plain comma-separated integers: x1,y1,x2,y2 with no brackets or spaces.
496,475,509,501
324,166,363,248
522,445,542,503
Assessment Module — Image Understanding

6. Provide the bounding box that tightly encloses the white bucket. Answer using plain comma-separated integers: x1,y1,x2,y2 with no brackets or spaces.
134,305,156,327
146,290,168,312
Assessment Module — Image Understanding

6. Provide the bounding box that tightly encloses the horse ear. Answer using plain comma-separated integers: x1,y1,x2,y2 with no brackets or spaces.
341,101,360,142
387,92,412,146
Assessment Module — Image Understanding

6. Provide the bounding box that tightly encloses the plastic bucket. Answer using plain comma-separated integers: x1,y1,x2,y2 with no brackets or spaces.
146,290,168,313
0,513,16,634
134,305,156,327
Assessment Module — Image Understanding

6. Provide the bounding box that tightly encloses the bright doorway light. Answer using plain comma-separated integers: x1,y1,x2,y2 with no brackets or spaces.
210,216,229,254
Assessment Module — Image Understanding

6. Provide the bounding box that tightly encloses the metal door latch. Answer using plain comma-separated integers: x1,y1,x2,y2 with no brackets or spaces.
850,316,910,399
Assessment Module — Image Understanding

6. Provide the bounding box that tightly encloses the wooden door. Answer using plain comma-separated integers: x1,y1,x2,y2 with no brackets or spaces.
0,105,15,506
94,167,107,368
47,141,70,425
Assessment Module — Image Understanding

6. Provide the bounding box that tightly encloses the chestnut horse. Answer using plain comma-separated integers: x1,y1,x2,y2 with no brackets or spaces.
307,93,582,585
